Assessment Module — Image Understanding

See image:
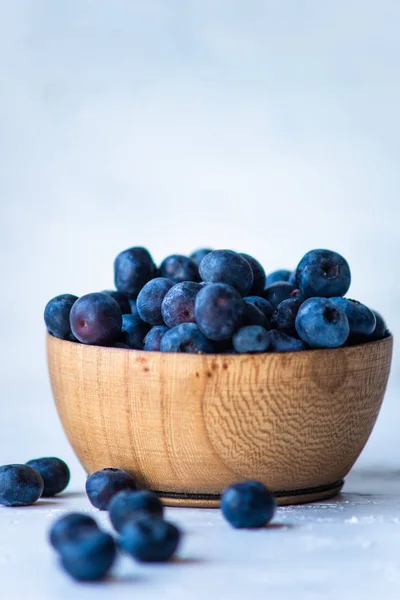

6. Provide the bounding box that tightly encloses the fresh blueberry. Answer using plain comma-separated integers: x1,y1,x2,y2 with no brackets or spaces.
109,490,164,533
263,282,297,309
243,301,269,329
160,323,215,353
221,481,276,528
199,250,254,296
136,278,174,325
288,271,297,284
49,513,99,551
161,282,202,328
330,298,376,337
244,296,274,319
121,314,149,349
0,465,44,506
101,290,131,315
195,283,245,341
268,329,307,352
70,293,122,345
44,294,78,340
271,298,302,332
239,253,266,295
266,269,292,285
295,249,351,298
86,468,138,510
190,248,213,266
143,326,169,351
159,255,199,284
295,297,350,348
371,310,388,340
120,518,181,562
26,457,70,497
232,326,270,353
114,247,156,299
59,529,116,581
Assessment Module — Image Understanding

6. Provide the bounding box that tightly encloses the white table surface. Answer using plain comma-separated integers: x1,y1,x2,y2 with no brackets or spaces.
1,468,400,600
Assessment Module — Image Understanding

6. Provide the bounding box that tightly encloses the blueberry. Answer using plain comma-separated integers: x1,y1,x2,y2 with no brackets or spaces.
232,326,270,353
268,329,307,352
239,253,266,295
143,326,169,351
136,278,174,325
244,296,274,319
190,248,213,266
44,294,78,340
221,481,276,528
109,490,164,533
121,314,149,349
160,323,215,353
295,297,350,348
271,298,302,332
26,457,70,497
263,282,297,309
86,468,138,510
159,254,199,284
114,247,156,299
70,293,122,345
330,298,376,337
371,310,388,340
295,249,351,298
59,529,116,581
288,271,297,284
266,269,292,285
243,301,269,328
101,290,132,315
120,518,181,562
0,465,44,506
161,282,202,328
195,283,245,341
49,513,99,551
199,250,254,296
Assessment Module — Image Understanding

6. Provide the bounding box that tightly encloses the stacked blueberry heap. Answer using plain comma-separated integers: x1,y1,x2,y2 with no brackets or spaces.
45,247,388,354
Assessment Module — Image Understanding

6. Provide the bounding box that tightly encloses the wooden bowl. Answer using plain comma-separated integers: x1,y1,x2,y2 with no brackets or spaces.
47,334,393,506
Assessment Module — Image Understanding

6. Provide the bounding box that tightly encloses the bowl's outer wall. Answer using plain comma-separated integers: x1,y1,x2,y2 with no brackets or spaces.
47,335,393,502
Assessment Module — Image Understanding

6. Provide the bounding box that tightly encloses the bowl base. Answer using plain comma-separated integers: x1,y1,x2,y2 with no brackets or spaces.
156,480,344,508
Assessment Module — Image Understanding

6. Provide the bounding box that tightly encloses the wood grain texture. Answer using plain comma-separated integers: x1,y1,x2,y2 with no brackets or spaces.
47,334,393,506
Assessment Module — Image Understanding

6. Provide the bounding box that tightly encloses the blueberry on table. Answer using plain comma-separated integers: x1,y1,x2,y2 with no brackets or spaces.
159,254,199,283
295,297,350,348
120,518,181,562
109,490,164,533
199,250,254,296
330,298,376,336
70,293,122,345
243,301,269,328
244,296,274,319
59,529,116,581
271,298,302,332
268,329,307,352
143,326,169,351
161,282,202,328
0,464,44,506
266,269,292,285
86,468,138,510
44,294,78,340
160,323,215,353
232,326,270,353
195,283,245,341
239,253,266,295
26,457,70,497
136,278,174,325
190,248,213,266
263,282,297,309
121,314,149,349
294,249,351,298
221,481,276,528
114,247,156,299
49,513,99,551
101,290,132,315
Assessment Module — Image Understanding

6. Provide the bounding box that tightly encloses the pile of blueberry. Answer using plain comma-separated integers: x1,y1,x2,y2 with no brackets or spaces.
44,247,388,353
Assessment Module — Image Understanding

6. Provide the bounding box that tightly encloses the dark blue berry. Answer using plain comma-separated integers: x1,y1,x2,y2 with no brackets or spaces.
243,301,269,328
266,269,292,284
121,314,149,349
199,250,254,296
101,290,131,314
295,298,350,348
143,326,169,351
26,457,70,497
160,323,215,353
136,278,174,325
371,310,388,340
221,481,276,528
232,326,270,353
114,247,156,299
0,464,44,506
195,283,245,341
295,249,351,298
59,529,116,581
120,518,181,562
159,255,199,283
271,298,302,332
268,329,307,352
330,298,376,336
109,490,164,532
44,294,78,340
70,293,122,345
161,282,202,328
263,282,297,308
244,296,274,319
86,468,138,510
190,248,213,266
239,253,266,295
49,513,99,551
